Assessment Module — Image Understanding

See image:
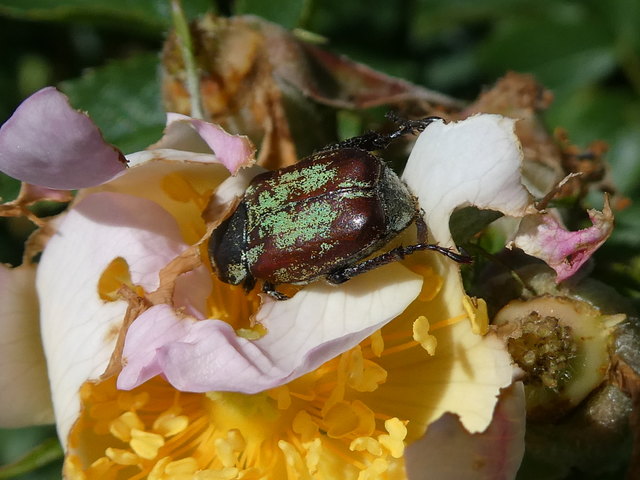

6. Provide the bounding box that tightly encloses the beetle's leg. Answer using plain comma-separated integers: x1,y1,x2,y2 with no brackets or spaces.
326,244,472,285
243,275,257,294
415,211,429,244
329,116,442,152
262,281,290,301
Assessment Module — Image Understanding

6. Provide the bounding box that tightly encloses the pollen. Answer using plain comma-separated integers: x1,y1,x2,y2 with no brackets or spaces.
463,295,489,335
413,316,437,355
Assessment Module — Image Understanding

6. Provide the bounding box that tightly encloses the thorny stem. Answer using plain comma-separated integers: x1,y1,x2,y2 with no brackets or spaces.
171,0,204,119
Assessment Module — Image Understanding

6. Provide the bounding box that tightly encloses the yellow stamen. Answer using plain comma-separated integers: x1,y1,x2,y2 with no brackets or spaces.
152,408,189,437
463,295,490,335
165,457,199,474
350,437,382,456
412,316,438,355
370,330,384,357
130,429,165,459
430,313,467,330
378,418,407,459
105,448,139,466
110,411,144,442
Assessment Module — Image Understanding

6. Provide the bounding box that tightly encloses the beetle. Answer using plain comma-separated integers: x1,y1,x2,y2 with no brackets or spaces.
208,116,470,300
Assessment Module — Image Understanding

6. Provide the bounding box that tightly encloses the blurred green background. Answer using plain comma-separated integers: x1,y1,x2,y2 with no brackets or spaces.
1,0,639,477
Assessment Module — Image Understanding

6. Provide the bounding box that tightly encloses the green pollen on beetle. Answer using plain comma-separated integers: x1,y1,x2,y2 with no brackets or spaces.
278,163,338,193
260,200,338,249
245,244,264,266
226,262,247,284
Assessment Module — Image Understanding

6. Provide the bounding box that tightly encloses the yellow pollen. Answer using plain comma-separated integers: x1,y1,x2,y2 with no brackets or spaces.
463,295,490,335
130,428,165,459
165,457,199,474
197,467,240,479
226,429,246,451
346,347,388,392
105,447,139,466
214,438,238,467
292,411,319,442
412,316,438,355
269,385,292,410
110,411,144,442
324,401,361,438
370,330,384,357
87,457,114,477
350,437,383,456
152,409,189,437
360,458,389,479
378,418,407,458
279,440,312,479
148,457,171,480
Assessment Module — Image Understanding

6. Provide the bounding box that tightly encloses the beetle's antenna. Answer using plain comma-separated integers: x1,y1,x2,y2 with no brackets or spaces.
328,115,443,152
385,111,443,138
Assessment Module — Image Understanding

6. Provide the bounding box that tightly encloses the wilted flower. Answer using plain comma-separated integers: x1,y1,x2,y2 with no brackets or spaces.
1,86,614,478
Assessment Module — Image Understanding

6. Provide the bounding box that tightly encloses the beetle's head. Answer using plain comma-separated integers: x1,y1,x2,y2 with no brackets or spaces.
208,203,250,286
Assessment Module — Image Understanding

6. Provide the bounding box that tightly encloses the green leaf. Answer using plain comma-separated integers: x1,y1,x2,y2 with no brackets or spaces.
0,0,212,34
0,438,62,479
450,207,503,245
234,0,311,29
0,173,21,202
479,18,617,92
59,53,166,153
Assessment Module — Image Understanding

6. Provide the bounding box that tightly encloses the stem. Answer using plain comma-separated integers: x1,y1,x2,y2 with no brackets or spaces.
171,0,204,119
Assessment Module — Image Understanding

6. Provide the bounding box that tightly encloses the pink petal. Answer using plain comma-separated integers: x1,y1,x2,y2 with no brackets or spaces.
149,113,255,175
511,200,614,282
118,263,423,393
0,87,126,189
405,382,526,480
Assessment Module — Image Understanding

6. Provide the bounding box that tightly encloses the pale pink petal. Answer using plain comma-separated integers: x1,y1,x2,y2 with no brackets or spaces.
0,87,126,189
511,201,614,282
148,113,255,174
18,183,73,203
118,263,423,393
37,192,193,441
405,382,526,480
0,264,54,427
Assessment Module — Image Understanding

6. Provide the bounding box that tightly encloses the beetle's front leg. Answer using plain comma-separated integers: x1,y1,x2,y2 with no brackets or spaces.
262,281,290,301
326,243,471,285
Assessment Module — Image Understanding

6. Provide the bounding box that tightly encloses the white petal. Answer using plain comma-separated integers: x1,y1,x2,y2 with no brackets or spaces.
403,114,534,248
254,263,424,387
0,264,54,427
37,192,190,443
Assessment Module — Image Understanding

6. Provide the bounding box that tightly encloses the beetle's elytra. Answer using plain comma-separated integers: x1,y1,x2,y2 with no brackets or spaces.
209,117,470,300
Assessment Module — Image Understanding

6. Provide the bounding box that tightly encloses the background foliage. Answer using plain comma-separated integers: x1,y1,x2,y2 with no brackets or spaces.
1,0,639,477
